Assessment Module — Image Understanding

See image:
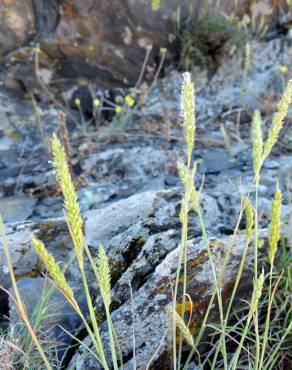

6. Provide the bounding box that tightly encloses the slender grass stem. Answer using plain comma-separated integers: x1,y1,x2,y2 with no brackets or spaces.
258,268,283,370
105,307,119,370
177,220,189,369
83,243,120,369
230,309,253,370
173,210,189,370
80,269,109,369
211,236,251,369
254,177,260,279
253,177,261,369
184,176,258,369
197,207,228,370
262,320,292,370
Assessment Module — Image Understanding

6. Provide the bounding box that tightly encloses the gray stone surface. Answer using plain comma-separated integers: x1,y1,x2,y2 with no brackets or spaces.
0,195,36,223
9,277,84,360
69,232,267,369
0,218,73,308
0,0,271,88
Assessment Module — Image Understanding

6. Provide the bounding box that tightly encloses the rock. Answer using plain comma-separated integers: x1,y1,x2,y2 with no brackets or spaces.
278,116,292,152
141,37,292,129
1,1,287,88
80,145,169,211
0,195,36,223
70,85,94,116
3,187,221,362
201,149,236,174
0,218,73,311
0,136,15,152
85,189,220,249
69,231,266,370
85,191,159,247
9,277,84,360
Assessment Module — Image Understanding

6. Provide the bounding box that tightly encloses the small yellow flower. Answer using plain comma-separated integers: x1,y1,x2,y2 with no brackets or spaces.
125,95,135,107
280,65,288,74
115,105,123,113
74,98,81,106
34,46,41,54
151,0,160,12
93,98,100,107
78,78,86,86
115,95,124,103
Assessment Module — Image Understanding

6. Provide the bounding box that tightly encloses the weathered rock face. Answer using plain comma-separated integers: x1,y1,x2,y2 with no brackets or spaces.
1,0,188,88
1,0,286,89
1,189,220,298
70,232,265,370
3,187,283,369
3,188,221,365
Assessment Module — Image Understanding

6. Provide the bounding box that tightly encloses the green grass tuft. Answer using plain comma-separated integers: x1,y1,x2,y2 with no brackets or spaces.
178,15,248,70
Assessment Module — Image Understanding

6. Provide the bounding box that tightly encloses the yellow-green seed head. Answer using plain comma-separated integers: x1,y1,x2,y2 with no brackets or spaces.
51,134,84,268
244,197,254,241
268,186,282,265
262,80,292,161
181,72,196,165
179,196,190,224
280,65,288,75
251,270,265,313
190,187,199,214
33,45,41,54
178,161,198,216
178,162,191,189
31,235,76,304
166,306,195,349
114,96,124,103
251,110,263,176
97,245,111,309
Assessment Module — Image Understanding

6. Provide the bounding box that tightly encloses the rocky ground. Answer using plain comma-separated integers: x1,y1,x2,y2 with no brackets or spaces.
0,34,292,369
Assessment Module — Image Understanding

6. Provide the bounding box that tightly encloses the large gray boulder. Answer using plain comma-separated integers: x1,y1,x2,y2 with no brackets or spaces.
2,186,290,368
1,0,286,88
0,0,202,87
3,188,220,360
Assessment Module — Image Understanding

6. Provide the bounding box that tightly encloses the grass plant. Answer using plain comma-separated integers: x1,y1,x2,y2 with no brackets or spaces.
174,74,291,370
1,71,291,369
178,15,248,70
